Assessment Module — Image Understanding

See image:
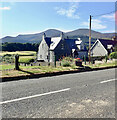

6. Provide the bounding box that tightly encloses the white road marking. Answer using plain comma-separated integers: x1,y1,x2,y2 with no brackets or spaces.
0,88,70,104
100,79,116,84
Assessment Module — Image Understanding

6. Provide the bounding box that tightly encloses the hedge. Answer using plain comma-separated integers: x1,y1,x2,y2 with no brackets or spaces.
109,52,117,59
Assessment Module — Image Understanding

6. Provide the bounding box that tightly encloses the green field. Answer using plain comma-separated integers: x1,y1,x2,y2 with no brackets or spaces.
0,51,37,64
0,51,36,56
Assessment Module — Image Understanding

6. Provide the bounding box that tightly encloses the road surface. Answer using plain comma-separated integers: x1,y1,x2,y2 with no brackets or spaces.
1,68,116,118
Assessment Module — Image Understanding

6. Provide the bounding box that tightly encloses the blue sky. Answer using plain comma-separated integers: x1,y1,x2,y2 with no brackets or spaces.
0,2,115,38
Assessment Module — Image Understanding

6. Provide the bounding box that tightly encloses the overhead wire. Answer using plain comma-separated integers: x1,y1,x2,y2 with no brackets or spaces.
92,11,115,17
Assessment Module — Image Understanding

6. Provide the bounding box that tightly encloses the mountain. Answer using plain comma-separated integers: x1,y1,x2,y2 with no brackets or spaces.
65,29,115,38
1,28,115,43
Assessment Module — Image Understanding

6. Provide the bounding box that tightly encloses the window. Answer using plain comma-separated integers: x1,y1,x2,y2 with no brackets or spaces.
47,55,49,59
42,44,44,48
61,43,64,50
40,55,42,58
97,43,100,47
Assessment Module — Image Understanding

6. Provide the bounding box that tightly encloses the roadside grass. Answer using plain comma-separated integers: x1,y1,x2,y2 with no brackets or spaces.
0,64,15,70
1,60,117,78
85,61,116,68
1,65,78,77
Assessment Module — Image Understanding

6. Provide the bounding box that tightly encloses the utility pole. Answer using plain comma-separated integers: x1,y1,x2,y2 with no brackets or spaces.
89,15,92,64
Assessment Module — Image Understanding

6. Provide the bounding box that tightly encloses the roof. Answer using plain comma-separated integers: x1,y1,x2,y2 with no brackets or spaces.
44,36,87,51
99,39,117,50
75,40,82,45
45,37,51,47
64,38,78,49
50,37,61,50
91,39,117,52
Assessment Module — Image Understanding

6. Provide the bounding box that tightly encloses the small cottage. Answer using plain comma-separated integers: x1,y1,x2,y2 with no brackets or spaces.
91,39,117,57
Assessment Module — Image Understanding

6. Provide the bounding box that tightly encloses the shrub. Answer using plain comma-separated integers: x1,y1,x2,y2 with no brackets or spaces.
1,54,15,63
60,57,73,67
61,61,71,67
109,52,117,59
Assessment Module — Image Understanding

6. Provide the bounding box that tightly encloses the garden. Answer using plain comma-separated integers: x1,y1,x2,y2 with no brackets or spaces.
0,51,117,79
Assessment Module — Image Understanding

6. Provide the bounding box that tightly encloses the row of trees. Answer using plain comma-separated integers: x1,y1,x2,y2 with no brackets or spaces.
1,42,40,52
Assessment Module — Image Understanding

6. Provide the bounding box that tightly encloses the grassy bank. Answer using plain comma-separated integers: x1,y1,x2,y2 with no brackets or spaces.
1,60,116,78
84,61,116,68
1,66,78,78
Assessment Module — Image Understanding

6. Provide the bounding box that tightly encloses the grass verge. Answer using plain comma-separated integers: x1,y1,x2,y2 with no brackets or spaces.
1,65,79,78
1,61,117,78
84,61,116,68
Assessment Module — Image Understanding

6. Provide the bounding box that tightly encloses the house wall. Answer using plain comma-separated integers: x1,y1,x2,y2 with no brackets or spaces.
78,51,88,59
50,40,71,62
50,50,55,62
37,39,49,62
91,41,107,57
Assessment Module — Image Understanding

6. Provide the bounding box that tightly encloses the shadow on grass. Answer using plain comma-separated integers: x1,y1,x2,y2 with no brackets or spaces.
75,65,92,71
18,68,34,75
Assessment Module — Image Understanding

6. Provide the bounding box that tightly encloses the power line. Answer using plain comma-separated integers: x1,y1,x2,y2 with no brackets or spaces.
92,11,115,17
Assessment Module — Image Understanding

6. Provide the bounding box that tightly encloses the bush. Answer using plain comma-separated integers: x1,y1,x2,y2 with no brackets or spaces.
60,57,73,67
1,54,15,63
109,52,117,59
61,61,71,67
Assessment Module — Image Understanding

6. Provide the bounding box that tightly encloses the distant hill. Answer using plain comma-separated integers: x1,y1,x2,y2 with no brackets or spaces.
65,29,115,39
1,28,115,43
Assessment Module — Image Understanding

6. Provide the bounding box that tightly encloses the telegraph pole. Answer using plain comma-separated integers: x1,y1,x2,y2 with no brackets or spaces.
89,15,92,64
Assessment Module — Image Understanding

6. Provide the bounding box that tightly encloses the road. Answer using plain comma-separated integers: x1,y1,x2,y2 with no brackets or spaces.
1,68,116,118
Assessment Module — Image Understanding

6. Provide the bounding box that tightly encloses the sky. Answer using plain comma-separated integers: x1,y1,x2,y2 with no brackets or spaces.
0,2,115,38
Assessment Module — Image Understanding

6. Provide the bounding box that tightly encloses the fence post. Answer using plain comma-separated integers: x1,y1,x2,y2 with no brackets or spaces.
105,55,108,63
54,55,56,67
84,55,86,65
15,55,19,70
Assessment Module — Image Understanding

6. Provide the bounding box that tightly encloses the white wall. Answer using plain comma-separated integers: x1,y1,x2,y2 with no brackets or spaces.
91,41,107,57
37,39,50,62
50,50,55,62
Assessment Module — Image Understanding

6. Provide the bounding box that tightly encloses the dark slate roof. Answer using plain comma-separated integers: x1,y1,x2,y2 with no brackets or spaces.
64,38,78,49
84,46,88,51
45,37,51,47
99,39,117,50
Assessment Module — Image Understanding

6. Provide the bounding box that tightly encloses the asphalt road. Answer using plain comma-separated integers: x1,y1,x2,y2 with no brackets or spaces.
1,68,116,118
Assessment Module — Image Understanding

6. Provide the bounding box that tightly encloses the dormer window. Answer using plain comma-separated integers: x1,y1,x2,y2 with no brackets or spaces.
107,45,113,49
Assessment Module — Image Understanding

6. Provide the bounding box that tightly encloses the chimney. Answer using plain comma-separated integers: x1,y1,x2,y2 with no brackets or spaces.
112,36,116,41
42,32,46,40
60,32,64,40
78,38,81,41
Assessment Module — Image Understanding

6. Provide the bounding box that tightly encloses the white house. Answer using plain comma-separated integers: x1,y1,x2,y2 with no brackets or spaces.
91,39,117,57
37,33,88,62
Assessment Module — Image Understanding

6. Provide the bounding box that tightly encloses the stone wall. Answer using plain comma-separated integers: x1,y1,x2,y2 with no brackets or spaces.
20,61,61,67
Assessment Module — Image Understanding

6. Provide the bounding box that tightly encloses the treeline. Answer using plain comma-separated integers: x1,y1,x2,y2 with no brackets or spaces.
1,42,40,52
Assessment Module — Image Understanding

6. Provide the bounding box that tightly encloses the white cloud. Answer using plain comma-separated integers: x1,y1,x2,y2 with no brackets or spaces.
0,7,11,10
82,19,107,30
101,13,115,20
55,28,73,33
55,3,79,19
